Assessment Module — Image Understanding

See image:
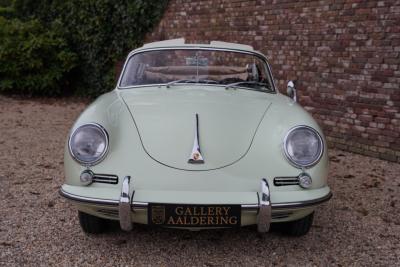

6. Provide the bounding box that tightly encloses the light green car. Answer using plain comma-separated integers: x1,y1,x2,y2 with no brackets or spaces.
60,38,332,236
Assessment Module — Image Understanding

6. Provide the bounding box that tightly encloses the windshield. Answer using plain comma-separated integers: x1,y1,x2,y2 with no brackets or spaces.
119,49,274,92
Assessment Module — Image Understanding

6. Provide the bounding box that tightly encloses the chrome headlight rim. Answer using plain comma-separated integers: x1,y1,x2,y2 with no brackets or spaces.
283,125,324,169
68,122,109,166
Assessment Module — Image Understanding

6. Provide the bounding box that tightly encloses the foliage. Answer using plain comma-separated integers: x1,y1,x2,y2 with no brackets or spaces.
9,0,169,96
0,17,77,95
0,0,14,18
0,6,14,18
0,0,13,5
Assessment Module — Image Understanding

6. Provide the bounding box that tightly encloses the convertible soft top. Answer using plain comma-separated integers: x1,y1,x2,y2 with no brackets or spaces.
144,66,248,83
130,38,256,55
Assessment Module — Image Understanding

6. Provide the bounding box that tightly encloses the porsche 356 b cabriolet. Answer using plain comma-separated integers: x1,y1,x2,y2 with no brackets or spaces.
60,38,332,236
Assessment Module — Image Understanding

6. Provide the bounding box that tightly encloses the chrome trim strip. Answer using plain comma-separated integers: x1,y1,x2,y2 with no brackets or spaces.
82,173,119,185
92,179,117,185
132,202,148,206
60,188,332,210
272,191,332,209
93,174,118,179
273,176,300,186
132,201,148,211
119,176,132,231
59,188,118,205
241,204,259,211
92,180,118,185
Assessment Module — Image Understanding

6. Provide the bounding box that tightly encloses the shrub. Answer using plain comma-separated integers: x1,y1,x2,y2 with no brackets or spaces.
0,6,14,18
0,17,77,96
0,0,15,19
12,0,169,96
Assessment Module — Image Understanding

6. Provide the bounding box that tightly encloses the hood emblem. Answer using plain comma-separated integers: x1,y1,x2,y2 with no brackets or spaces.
188,113,204,164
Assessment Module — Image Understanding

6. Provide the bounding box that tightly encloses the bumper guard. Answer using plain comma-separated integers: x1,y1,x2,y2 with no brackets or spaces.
119,176,132,231
257,178,271,233
60,178,332,233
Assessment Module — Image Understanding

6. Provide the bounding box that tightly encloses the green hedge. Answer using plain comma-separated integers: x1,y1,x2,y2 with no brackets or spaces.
0,17,77,95
0,5,14,18
17,0,170,96
1,0,169,96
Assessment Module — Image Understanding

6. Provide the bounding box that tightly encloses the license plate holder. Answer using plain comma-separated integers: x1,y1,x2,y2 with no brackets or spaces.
148,204,241,227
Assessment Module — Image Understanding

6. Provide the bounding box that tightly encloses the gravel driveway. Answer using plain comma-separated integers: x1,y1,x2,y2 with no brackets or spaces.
0,95,399,266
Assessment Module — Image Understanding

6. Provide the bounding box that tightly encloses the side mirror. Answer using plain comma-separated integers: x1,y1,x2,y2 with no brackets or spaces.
287,80,297,102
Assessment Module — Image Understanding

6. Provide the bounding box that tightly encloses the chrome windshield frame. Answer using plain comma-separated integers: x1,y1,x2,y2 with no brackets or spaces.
116,46,277,93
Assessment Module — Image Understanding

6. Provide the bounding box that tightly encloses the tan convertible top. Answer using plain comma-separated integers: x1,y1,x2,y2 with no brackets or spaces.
130,38,258,56
144,66,248,83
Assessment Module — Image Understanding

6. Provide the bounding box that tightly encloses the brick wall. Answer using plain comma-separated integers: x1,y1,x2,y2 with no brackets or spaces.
145,0,400,162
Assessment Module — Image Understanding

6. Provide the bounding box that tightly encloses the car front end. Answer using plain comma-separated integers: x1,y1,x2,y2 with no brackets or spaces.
60,39,332,235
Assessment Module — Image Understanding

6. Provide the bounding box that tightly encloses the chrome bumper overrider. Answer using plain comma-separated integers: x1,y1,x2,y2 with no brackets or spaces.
59,178,332,233
119,176,132,231
257,179,271,233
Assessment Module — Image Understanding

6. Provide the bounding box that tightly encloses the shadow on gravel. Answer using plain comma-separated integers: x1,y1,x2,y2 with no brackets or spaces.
102,221,288,241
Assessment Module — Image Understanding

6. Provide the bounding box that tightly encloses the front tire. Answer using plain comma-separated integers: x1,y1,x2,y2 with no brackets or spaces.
278,212,314,236
78,211,107,234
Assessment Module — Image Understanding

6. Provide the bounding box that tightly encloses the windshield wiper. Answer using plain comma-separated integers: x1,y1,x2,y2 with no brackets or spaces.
165,79,196,88
165,79,219,88
198,79,218,84
224,81,269,91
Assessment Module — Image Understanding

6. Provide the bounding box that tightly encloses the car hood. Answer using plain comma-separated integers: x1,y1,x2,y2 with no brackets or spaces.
120,86,272,170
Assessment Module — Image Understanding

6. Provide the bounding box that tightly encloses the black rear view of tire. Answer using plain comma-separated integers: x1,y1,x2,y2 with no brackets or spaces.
78,211,107,234
279,212,314,236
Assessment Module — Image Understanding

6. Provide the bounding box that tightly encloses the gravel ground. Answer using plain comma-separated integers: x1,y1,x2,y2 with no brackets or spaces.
0,95,399,266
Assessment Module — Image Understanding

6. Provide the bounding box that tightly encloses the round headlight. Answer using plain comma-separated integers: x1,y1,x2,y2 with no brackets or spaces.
69,123,109,166
283,126,324,168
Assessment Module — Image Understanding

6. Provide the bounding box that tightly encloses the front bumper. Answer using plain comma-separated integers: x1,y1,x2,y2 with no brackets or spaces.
60,176,332,232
